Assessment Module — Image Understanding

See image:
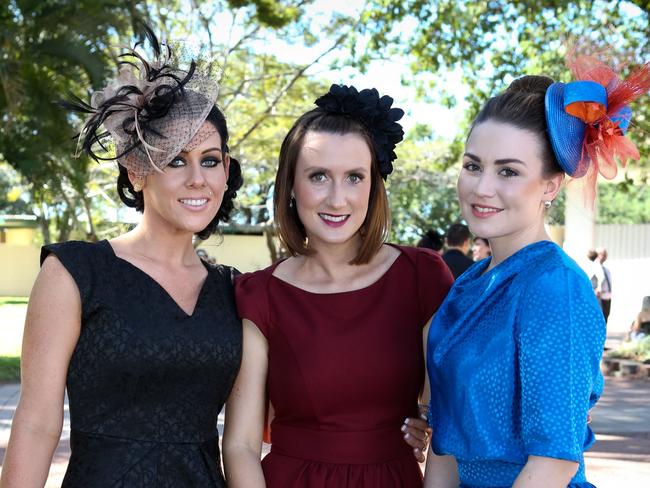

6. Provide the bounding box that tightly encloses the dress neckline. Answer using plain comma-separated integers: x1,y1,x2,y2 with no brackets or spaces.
269,244,406,296
458,240,558,285
99,239,211,318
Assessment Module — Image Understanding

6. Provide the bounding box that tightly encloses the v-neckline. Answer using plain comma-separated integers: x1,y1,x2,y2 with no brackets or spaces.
100,240,211,318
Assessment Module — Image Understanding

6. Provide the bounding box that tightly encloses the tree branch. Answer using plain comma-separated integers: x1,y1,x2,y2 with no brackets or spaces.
232,27,354,149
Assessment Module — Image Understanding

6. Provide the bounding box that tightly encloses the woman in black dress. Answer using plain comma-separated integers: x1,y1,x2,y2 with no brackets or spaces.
1,31,243,487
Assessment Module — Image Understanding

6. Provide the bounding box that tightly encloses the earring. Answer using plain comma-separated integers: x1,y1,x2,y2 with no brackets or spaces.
544,200,552,209
132,179,143,192
289,196,295,208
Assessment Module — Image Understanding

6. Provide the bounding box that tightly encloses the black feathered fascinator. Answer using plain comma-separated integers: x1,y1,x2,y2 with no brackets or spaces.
62,27,220,177
314,84,404,179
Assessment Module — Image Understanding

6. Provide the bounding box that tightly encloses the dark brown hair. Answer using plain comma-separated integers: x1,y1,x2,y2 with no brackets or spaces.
445,223,471,247
469,75,563,177
274,109,390,264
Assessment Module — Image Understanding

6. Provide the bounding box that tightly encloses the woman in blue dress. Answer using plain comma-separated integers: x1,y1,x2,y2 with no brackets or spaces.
424,55,650,487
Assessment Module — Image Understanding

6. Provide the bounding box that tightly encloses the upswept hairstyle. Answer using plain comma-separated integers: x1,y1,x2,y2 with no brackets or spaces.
469,76,563,177
274,109,390,265
117,104,243,240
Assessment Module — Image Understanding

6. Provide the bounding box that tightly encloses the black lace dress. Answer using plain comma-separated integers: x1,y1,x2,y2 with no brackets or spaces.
41,240,242,487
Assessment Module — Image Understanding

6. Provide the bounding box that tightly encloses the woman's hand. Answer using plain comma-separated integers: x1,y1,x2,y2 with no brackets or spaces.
401,404,432,462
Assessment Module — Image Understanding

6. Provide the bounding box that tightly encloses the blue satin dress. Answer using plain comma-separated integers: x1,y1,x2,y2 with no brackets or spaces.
427,241,605,487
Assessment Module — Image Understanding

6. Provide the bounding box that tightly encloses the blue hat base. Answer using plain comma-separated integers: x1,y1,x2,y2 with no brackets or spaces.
545,82,588,177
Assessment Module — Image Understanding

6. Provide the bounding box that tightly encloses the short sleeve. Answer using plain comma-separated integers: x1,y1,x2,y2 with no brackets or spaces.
416,248,454,326
517,266,606,462
229,266,241,283
234,271,271,337
40,241,96,321
212,264,241,285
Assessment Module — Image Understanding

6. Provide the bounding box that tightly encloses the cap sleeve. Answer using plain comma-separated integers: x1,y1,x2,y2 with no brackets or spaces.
234,270,271,337
211,263,241,285
40,241,97,321
517,266,606,462
416,248,454,326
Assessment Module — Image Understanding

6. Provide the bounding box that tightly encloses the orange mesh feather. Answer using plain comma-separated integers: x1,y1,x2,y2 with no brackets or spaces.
564,52,650,204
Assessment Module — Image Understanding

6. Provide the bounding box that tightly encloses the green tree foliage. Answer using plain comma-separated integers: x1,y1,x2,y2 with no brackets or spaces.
226,0,302,27
6,0,649,250
135,0,361,257
156,0,360,205
387,126,460,242
597,177,650,223
0,0,350,246
0,162,31,215
350,0,650,231
359,0,650,169
0,0,149,242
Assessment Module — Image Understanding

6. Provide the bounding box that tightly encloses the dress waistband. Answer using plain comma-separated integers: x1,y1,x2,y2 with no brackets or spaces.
70,429,218,445
64,430,223,487
270,423,412,464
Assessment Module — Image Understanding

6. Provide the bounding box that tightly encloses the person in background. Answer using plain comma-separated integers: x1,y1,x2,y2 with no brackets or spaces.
629,296,650,342
586,249,600,291
471,236,491,261
442,223,474,278
418,229,444,253
595,247,612,324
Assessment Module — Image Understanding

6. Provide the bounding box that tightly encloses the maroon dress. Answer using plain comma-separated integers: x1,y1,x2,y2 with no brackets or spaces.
235,245,453,487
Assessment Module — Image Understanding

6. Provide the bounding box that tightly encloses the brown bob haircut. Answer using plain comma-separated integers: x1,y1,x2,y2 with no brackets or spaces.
274,108,390,265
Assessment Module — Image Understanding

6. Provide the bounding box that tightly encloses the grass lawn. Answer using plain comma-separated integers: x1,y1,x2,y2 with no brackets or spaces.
0,297,27,382
0,356,20,382
0,296,28,306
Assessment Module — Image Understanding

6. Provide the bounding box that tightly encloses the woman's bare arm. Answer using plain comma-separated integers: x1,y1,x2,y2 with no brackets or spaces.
423,446,459,488
401,313,435,462
512,455,579,488
222,319,268,488
0,256,81,488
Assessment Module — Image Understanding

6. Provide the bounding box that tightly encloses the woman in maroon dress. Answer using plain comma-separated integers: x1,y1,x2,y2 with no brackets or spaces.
223,85,453,487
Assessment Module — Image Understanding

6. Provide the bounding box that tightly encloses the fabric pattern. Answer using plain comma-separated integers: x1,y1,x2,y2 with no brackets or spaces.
41,240,242,487
235,245,453,488
427,240,605,487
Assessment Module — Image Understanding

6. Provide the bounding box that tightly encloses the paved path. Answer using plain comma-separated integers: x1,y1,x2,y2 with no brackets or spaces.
584,378,650,486
1,378,649,486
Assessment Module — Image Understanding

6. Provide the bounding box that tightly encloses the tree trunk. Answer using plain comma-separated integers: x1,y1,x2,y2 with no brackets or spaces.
39,215,51,244
56,207,72,243
81,195,98,241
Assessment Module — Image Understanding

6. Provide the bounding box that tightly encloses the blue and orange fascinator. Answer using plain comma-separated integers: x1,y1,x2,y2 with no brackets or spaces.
545,51,650,200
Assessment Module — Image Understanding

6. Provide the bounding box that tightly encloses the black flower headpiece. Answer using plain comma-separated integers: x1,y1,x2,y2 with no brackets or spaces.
314,84,404,179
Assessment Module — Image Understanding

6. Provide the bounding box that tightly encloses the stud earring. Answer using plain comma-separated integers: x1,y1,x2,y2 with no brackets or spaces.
132,179,144,192
544,200,552,209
